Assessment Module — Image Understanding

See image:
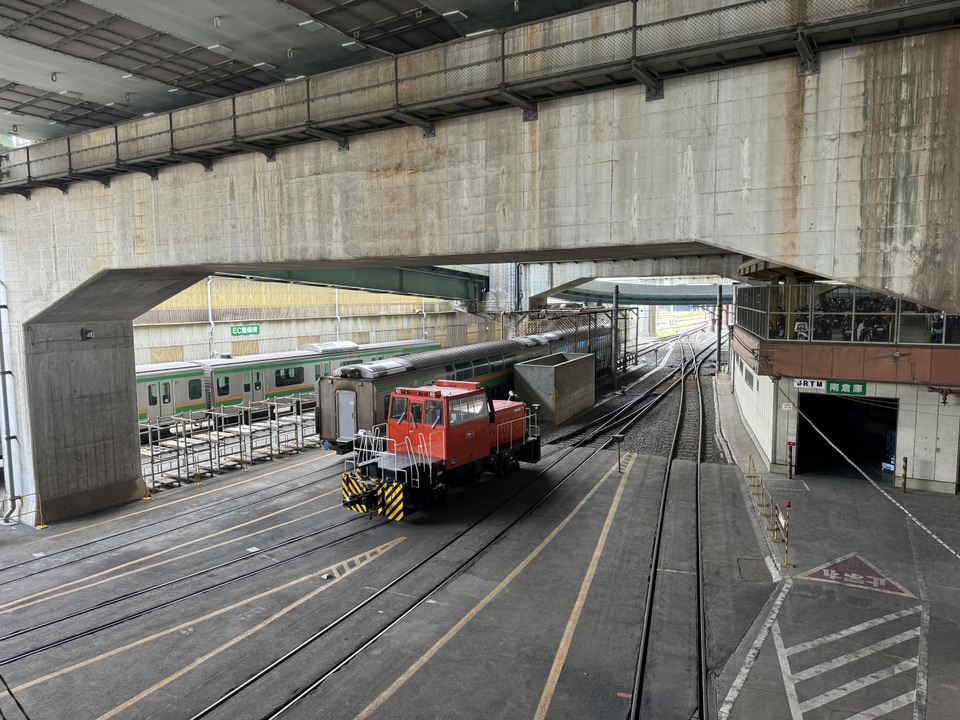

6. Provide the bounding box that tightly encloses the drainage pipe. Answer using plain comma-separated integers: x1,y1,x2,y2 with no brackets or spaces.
335,288,342,341
207,277,215,358
0,287,17,524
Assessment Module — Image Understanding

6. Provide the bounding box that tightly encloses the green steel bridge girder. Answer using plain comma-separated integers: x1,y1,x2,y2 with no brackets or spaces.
218,266,489,303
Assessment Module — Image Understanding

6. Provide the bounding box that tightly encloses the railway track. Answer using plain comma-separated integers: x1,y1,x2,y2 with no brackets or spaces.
631,339,710,719
186,441,618,719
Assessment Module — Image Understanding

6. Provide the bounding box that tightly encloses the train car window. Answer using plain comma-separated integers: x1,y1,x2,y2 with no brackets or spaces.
503,353,517,367
473,361,488,377
314,365,322,380
425,400,443,427
276,367,305,387
490,356,503,372
243,372,252,393
383,394,391,421
444,365,455,380
455,362,472,380
323,362,331,376
161,383,171,404
389,396,408,421
147,384,158,406
254,371,262,391
188,379,203,400
216,376,230,397
410,403,423,425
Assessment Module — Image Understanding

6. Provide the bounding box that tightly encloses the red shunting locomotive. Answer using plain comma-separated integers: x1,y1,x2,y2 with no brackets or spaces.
341,380,541,520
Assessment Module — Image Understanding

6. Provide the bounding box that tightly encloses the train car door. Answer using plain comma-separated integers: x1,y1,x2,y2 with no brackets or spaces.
160,381,174,417
243,371,264,403
144,381,175,420
336,390,357,442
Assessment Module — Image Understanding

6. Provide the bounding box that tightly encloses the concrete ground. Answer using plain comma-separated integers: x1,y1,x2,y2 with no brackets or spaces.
713,371,960,720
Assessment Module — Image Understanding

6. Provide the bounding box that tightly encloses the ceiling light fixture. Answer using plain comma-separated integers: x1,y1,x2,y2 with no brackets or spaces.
299,19,324,31
207,44,232,54
122,74,143,82
254,62,277,71
443,10,468,22
342,40,365,52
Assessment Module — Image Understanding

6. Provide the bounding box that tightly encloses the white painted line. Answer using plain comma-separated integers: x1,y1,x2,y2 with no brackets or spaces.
771,620,804,720
717,579,793,720
659,568,696,575
791,628,920,681
765,555,783,583
785,605,921,655
799,658,918,712
907,521,931,720
847,690,917,720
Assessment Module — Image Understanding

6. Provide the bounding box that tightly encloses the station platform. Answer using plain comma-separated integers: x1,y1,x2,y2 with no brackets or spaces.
713,371,960,720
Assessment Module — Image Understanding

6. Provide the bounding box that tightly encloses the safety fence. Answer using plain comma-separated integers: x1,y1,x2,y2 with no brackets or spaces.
139,393,320,490
747,455,793,568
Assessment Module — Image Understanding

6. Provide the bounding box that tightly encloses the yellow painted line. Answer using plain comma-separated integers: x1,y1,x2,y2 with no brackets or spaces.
354,455,626,720
47,451,334,539
0,489,340,615
534,453,636,719
0,538,406,716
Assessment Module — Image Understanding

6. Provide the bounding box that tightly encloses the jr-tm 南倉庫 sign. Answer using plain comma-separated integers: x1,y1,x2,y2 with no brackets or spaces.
826,380,866,397
230,324,260,337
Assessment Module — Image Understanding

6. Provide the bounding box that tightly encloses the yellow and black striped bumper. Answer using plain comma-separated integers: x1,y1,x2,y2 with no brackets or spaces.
341,472,405,521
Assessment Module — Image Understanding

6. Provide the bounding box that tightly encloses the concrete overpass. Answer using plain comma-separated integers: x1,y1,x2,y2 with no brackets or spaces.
3,0,960,523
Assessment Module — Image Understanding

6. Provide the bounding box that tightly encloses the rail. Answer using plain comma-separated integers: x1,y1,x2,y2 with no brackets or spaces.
2,0,955,196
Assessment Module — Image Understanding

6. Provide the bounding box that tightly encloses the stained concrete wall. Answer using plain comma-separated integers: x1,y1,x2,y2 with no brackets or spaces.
3,32,960,522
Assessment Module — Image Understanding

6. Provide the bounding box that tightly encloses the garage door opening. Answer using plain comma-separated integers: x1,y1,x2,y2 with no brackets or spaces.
796,394,898,478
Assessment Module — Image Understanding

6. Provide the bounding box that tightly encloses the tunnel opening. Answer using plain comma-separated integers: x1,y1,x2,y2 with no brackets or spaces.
796,393,899,481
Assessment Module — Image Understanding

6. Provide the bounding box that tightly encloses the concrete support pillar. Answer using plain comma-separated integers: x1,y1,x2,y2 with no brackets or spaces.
24,320,146,524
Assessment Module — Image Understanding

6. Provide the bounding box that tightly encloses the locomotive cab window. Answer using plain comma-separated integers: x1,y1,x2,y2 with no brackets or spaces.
410,402,423,425
216,376,230,397
188,379,203,400
449,395,486,425
425,400,443,427
390,396,408,421
276,367,304,387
